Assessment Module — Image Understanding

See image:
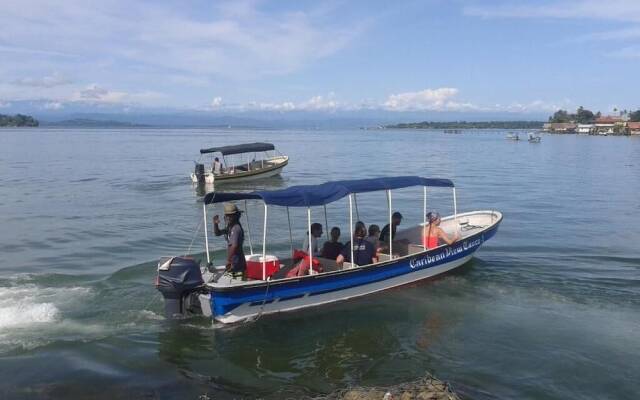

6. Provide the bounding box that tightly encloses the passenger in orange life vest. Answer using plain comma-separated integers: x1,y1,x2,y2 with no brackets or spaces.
423,212,460,249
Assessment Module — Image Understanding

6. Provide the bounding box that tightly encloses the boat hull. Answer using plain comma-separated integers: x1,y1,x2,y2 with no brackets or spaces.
206,211,501,324
191,157,288,184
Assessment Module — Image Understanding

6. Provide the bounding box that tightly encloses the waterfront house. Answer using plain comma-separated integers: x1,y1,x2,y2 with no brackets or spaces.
547,122,576,133
594,116,625,135
577,124,594,134
628,122,640,135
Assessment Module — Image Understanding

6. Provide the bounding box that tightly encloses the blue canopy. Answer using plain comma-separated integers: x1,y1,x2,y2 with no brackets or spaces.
200,142,275,155
203,176,454,207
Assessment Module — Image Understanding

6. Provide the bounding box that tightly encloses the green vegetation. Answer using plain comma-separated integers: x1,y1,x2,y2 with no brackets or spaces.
549,106,600,123
385,121,544,130
629,110,640,122
0,114,39,127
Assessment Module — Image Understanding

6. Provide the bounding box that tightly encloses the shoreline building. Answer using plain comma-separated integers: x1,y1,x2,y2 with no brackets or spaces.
628,122,640,135
543,122,577,133
594,116,626,135
577,124,594,134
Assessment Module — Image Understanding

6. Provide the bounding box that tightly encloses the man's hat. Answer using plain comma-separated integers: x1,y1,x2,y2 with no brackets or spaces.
223,203,242,215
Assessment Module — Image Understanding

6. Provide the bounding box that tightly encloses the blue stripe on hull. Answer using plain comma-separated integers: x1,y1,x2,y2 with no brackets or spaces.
210,223,499,317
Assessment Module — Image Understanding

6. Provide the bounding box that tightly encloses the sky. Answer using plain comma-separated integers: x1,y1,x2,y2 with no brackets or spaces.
1,0,639,119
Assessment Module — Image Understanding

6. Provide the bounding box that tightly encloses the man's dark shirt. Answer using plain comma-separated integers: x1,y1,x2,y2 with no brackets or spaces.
321,240,343,260
340,238,375,266
379,223,396,244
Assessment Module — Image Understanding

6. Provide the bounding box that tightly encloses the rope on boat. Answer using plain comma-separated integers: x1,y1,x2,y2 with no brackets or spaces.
243,276,273,324
185,218,204,257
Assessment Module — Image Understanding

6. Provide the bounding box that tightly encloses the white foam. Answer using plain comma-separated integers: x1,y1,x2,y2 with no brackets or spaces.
0,284,89,329
0,301,59,328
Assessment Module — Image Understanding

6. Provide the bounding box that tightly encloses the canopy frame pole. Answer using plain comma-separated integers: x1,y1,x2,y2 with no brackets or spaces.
203,204,210,263
387,190,392,258
307,207,313,275
244,200,254,255
453,187,458,230
354,193,360,222
323,205,329,240
262,204,268,280
286,207,293,256
349,195,354,268
423,186,427,251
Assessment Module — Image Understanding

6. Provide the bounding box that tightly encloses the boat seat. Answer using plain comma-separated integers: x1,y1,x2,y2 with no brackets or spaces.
408,243,426,254
317,257,341,272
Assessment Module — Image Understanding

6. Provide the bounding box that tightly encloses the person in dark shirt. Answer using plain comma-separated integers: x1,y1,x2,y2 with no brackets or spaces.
337,221,376,267
213,203,246,277
379,211,403,244
321,226,343,259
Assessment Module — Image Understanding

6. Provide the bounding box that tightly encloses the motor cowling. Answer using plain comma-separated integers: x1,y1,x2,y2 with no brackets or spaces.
194,163,206,184
156,256,204,317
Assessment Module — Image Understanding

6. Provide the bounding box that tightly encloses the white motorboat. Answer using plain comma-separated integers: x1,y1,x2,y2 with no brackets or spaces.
190,142,288,185
156,176,503,324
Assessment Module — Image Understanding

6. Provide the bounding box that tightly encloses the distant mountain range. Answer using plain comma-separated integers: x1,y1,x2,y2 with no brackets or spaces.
1,100,550,129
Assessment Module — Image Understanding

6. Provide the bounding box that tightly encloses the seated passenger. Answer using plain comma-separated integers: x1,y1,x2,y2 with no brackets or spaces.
379,212,402,244
212,157,223,175
302,223,323,257
423,212,460,249
336,221,376,267
365,224,380,248
321,226,343,259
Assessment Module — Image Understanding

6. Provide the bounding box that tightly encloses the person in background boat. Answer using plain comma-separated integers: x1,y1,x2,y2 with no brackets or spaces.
423,211,460,249
212,157,223,175
365,224,380,248
213,203,246,277
379,212,403,244
302,222,323,257
336,221,376,267
321,226,343,260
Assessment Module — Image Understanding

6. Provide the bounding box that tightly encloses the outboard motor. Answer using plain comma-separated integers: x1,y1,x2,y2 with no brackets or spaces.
156,256,204,318
194,163,206,185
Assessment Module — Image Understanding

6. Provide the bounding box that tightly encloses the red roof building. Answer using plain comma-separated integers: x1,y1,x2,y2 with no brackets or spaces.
595,116,625,124
628,122,640,134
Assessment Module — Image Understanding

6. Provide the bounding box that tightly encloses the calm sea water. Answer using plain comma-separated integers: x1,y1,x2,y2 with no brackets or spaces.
0,128,639,399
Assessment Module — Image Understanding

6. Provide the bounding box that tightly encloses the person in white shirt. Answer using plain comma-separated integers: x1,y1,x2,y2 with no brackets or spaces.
302,223,323,257
212,157,223,175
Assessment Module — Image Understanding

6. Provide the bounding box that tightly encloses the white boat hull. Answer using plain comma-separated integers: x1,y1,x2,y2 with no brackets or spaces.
205,210,502,324
213,253,474,324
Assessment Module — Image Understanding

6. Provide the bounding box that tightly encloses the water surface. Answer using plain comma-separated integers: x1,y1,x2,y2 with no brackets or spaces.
0,128,638,399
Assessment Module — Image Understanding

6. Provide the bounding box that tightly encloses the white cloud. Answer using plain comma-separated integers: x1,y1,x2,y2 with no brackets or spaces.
72,84,128,104
464,1,640,22
210,97,223,109
0,101,11,108
12,73,72,88
607,45,640,59
256,101,297,112
383,88,476,111
498,99,573,113
68,84,166,106
43,102,64,110
0,0,365,82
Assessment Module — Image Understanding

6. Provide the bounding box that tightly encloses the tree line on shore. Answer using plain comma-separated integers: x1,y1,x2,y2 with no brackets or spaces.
0,114,39,127
549,107,640,123
385,121,543,129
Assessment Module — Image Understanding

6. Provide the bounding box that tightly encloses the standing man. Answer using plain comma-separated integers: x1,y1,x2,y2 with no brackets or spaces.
212,157,223,175
213,203,246,278
379,211,403,244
